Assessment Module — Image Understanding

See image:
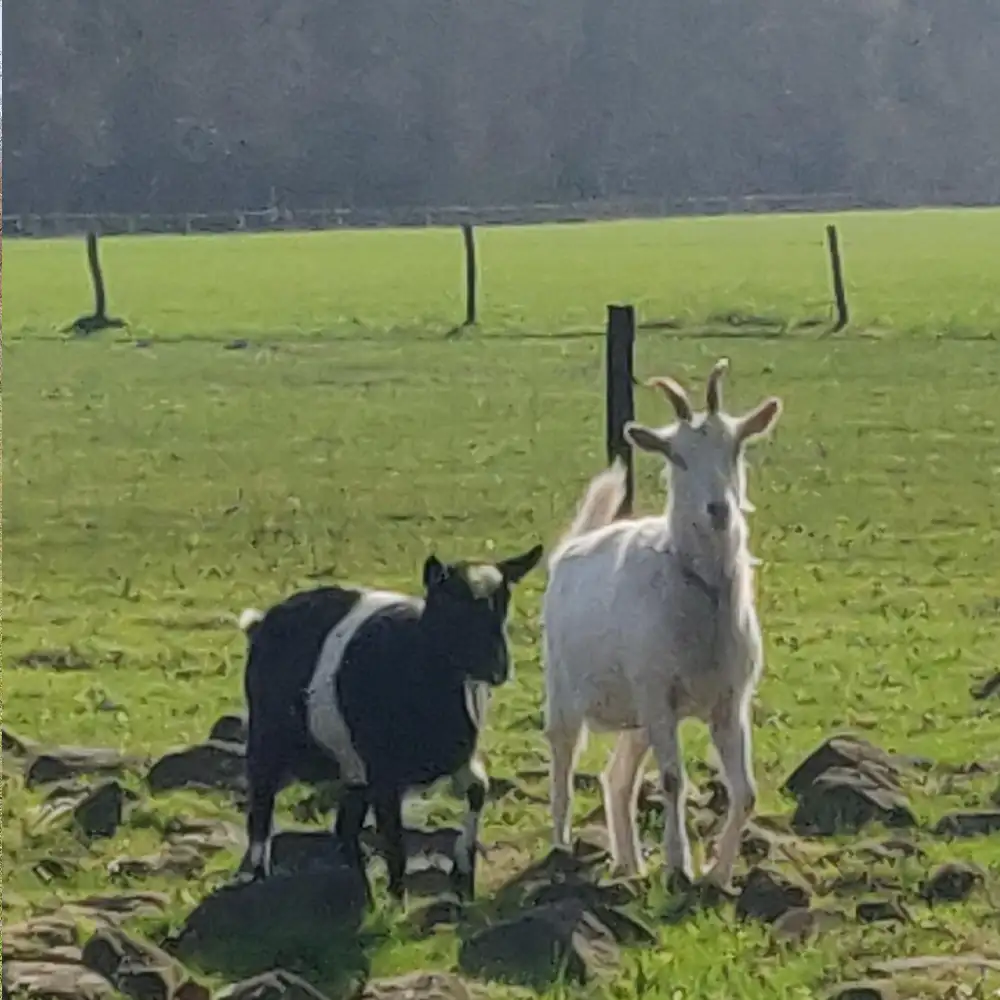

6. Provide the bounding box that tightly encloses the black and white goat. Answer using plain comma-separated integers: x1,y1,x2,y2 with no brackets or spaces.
237,543,544,903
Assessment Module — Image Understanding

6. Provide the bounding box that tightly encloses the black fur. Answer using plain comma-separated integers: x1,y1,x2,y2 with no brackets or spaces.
241,543,543,904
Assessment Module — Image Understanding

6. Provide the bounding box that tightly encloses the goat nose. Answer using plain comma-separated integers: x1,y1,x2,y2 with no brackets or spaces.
707,501,730,529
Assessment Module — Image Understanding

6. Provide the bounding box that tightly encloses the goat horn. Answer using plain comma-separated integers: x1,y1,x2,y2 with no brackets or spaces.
706,357,730,414
645,376,693,423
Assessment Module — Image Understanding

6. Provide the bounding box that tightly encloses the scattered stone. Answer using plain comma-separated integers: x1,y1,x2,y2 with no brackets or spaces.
361,972,473,1000
931,810,1000,838
825,982,896,1000
735,866,811,923
870,955,1000,975
2,961,114,1000
32,858,80,884
146,742,246,796
824,870,902,897
207,716,247,745
25,747,142,789
491,846,604,912
855,897,909,925
971,671,1000,700
458,901,619,987
407,899,466,938
162,817,244,856
215,971,331,1000
169,869,366,967
791,767,915,836
224,339,250,350
783,735,904,800
2,917,82,964
13,649,92,672
108,845,206,881
59,892,170,926
73,781,126,840
3,727,38,757
82,928,208,1000
770,907,846,943
919,862,984,903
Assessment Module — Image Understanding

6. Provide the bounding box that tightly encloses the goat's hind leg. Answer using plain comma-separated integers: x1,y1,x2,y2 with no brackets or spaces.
702,697,756,892
372,788,406,903
335,786,374,905
602,728,650,877
245,726,286,881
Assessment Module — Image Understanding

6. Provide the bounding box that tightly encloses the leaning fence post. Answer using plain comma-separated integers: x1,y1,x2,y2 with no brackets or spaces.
605,304,636,516
462,223,478,326
825,223,849,332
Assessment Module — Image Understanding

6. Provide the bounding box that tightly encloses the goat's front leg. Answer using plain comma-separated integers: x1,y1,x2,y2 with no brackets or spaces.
372,788,406,903
450,757,488,901
646,708,693,892
335,786,374,906
703,695,755,891
602,728,650,877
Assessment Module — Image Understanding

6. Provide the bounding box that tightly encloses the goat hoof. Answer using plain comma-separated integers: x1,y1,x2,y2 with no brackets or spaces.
664,869,695,897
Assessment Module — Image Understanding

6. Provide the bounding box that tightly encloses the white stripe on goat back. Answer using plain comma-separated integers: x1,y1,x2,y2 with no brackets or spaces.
306,589,412,785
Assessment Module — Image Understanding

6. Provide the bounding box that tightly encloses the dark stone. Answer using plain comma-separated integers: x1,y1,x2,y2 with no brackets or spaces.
146,742,246,796
735,867,811,923
491,847,604,912
1,961,113,1000
919,862,984,903
162,817,244,856
215,971,331,1000
931,810,1000,839
169,870,366,969
25,747,142,789
783,735,903,800
360,973,472,1000
825,983,896,1000
207,716,247,745
791,767,915,836
971,672,1000,700
855,897,909,924
458,901,619,987
407,900,466,939
73,781,126,840
81,927,209,1000
236,830,351,877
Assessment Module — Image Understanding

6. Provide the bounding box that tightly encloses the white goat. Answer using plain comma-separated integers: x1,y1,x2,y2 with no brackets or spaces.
541,358,782,891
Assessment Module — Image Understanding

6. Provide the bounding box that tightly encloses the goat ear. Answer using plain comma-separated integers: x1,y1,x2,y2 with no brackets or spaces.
624,422,687,470
423,555,449,590
498,543,544,584
736,397,783,445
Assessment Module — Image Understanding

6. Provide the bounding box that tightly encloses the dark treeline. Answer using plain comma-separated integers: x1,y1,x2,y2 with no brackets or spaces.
6,0,1000,215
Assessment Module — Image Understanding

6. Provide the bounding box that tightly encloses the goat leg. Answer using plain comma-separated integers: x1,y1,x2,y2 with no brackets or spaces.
372,788,406,903
335,786,373,906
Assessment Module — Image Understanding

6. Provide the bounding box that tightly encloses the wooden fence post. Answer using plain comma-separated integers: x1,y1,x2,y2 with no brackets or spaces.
826,224,849,332
605,304,636,515
462,223,478,326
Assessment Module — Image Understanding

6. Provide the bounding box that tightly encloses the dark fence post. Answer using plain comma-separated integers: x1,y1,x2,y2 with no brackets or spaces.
462,223,478,326
826,224,849,332
605,304,636,515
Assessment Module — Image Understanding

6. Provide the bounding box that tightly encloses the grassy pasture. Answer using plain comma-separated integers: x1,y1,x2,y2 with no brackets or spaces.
3,209,1000,999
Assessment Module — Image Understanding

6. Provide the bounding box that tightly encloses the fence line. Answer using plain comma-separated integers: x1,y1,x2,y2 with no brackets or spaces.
2,190,966,240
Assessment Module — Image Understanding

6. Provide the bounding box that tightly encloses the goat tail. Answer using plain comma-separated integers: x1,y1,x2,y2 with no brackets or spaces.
553,457,628,556
238,607,265,637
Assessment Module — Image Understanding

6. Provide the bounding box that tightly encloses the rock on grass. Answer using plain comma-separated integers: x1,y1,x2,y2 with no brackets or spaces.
735,866,811,923
146,742,246,796
82,928,208,1000
2,961,114,1000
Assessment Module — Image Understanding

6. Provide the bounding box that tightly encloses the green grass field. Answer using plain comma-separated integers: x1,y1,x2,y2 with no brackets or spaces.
4,209,1000,999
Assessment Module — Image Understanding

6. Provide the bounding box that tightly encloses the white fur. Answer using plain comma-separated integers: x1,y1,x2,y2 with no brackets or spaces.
542,373,781,889
239,607,265,632
306,590,410,786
